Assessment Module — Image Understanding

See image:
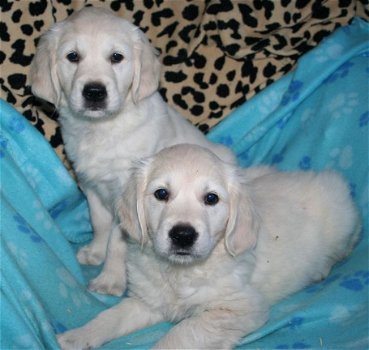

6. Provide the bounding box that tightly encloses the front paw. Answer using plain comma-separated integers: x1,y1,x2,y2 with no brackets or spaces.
57,330,97,350
77,244,105,266
88,271,126,296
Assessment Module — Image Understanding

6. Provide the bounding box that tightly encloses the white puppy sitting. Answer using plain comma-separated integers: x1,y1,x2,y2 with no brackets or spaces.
58,144,360,350
30,7,234,296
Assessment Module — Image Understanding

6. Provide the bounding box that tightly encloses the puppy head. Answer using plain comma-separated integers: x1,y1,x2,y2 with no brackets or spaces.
30,7,160,119
118,144,258,265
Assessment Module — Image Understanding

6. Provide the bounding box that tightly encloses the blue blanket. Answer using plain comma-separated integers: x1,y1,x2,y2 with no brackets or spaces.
1,18,368,349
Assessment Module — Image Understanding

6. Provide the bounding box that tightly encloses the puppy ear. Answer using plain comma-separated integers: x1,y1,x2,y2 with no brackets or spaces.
131,30,161,103
30,26,61,104
225,170,259,256
116,161,150,244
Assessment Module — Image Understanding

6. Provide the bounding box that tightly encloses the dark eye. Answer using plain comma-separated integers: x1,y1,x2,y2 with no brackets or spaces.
111,53,124,64
66,51,80,63
204,192,219,206
154,188,169,201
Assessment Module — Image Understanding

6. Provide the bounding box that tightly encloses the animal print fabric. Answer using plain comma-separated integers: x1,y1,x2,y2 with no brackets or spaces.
1,0,368,163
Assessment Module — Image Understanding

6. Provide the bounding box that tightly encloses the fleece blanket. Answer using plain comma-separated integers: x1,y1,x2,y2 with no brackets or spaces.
1,18,368,349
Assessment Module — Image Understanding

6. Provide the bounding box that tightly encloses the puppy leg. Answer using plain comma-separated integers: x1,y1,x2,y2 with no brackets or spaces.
57,298,163,350
77,189,112,265
88,223,127,296
154,289,269,350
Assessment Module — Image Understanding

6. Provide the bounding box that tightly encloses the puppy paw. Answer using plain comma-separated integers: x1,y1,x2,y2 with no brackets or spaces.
57,330,96,350
77,245,105,266
88,271,126,296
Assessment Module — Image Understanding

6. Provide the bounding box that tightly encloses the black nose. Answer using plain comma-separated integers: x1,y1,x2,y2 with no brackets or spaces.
169,224,198,249
82,83,107,102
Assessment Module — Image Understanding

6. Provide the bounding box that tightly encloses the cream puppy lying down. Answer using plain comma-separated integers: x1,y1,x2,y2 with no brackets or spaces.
30,7,234,296
58,144,360,349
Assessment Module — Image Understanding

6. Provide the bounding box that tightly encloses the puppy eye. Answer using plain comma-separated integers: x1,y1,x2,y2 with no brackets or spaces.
154,188,170,201
111,53,124,64
204,192,219,206
66,51,80,63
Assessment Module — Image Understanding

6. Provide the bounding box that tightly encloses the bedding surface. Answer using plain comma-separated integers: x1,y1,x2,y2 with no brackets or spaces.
1,17,368,349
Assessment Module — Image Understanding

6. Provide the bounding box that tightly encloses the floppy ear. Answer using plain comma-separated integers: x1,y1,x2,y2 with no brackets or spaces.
29,27,61,105
131,30,161,103
116,161,150,244
225,170,259,256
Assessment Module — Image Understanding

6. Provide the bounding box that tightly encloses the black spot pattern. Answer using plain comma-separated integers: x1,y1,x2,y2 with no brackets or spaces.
12,9,22,23
152,9,174,26
182,86,205,103
158,22,178,38
21,24,33,36
182,4,198,21
238,3,258,28
0,22,10,41
207,1,233,14
10,39,33,66
263,62,276,78
216,84,229,98
190,105,203,116
312,1,330,19
29,0,48,16
173,94,188,110
214,55,225,70
8,73,27,89
0,0,13,12
179,24,197,43
165,71,187,83
193,73,208,89
34,20,44,32
0,51,5,64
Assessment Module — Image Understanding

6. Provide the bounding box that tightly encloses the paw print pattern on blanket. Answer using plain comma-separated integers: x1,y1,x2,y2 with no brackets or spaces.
286,317,304,330
340,271,369,291
312,42,344,64
324,61,354,84
281,80,304,106
0,134,8,158
8,115,26,133
327,146,353,170
56,268,92,307
276,113,293,129
13,213,43,243
359,111,369,127
7,242,29,268
304,273,342,294
328,92,359,119
298,156,312,170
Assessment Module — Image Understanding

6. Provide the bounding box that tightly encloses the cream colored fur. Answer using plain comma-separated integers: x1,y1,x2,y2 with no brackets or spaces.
58,144,360,349
30,7,234,296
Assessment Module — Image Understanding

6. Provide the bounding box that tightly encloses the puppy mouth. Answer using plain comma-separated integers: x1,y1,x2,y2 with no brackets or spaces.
173,249,191,256
167,253,196,265
80,107,109,119
165,247,205,265
73,104,117,119
85,101,106,111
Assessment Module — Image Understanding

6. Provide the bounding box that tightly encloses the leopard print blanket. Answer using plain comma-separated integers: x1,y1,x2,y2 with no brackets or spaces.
1,0,368,164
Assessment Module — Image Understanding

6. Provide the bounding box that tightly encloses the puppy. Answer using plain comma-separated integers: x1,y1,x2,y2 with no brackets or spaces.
58,144,360,349
30,7,234,296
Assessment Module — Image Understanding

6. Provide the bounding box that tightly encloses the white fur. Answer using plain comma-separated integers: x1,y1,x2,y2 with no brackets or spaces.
30,7,234,296
58,144,360,349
